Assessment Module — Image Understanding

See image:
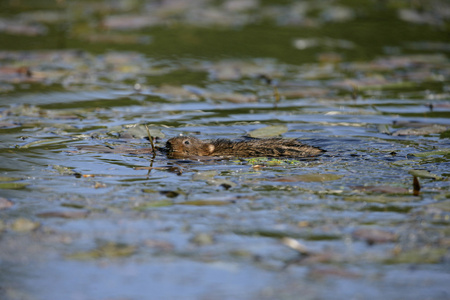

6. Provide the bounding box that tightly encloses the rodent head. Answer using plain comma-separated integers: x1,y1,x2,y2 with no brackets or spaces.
166,136,215,158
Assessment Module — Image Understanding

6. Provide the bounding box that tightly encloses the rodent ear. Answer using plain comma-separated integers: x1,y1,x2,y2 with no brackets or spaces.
207,144,215,154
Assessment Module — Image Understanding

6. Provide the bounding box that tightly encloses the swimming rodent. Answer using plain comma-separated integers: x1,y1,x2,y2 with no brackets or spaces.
165,136,324,158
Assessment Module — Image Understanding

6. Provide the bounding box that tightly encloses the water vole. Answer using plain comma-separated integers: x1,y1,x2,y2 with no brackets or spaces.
165,136,323,158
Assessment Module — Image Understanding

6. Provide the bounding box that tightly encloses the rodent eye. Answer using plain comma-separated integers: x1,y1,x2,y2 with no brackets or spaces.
183,140,190,145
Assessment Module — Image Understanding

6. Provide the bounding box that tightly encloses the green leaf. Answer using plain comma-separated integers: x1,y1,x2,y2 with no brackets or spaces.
408,169,442,180
248,125,288,138
0,182,28,189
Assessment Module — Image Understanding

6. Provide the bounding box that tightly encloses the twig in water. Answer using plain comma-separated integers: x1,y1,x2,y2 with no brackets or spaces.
273,86,280,109
145,125,156,158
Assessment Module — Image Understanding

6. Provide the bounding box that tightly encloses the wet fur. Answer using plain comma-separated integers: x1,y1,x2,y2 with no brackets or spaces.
166,136,323,158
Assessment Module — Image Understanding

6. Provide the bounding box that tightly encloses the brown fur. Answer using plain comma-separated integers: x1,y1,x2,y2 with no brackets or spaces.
165,136,323,158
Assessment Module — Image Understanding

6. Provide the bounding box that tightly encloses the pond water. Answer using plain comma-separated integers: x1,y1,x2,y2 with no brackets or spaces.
1,1,450,299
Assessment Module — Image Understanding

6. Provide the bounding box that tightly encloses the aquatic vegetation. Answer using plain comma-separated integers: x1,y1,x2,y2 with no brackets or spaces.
0,0,449,299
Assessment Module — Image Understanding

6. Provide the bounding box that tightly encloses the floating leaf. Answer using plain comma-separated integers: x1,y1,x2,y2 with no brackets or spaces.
412,149,450,157
408,169,442,180
154,85,201,101
77,145,153,155
37,210,89,219
18,138,73,149
10,218,40,232
272,173,343,182
393,125,448,136
344,195,418,203
208,92,257,103
192,171,218,181
67,242,136,260
0,182,28,189
119,125,164,139
206,178,236,188
0,176,21,182
352,186,409,194
52,165,77,175
133,200,173,210
248,125,288,138
190,233,215,246
179,200,233,206
385,248,447,264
